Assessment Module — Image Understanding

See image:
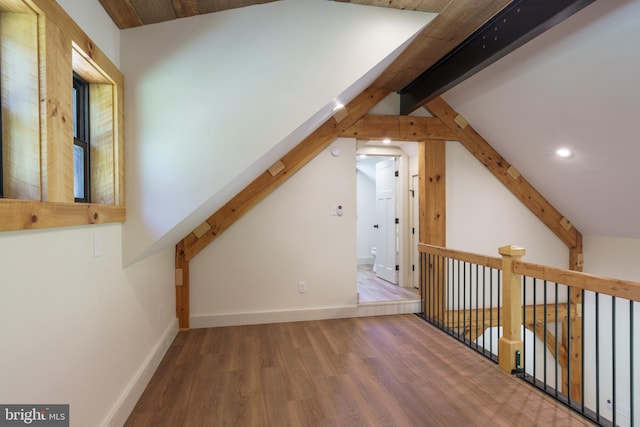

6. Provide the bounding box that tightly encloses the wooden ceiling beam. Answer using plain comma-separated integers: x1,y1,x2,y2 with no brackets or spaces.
424,96,582,250
130,0,177,26
331,0,449,13
98,0,142,29
178,87,390,262
372,0,512,94
171,0,198,18
342,114,456,141
399,0,594,114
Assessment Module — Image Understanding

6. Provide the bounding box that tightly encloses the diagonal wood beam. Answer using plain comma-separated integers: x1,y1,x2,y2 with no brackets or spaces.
446,303,569,331
178,87,390,262
424,96,582,254
446,304,568,367
342,115,456,141
526,323,568,369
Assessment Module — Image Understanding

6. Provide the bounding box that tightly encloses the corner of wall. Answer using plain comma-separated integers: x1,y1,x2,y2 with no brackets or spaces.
102,318,179,427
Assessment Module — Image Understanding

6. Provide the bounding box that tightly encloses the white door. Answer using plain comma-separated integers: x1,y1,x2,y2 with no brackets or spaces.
375,158,397,284
411,175,420,288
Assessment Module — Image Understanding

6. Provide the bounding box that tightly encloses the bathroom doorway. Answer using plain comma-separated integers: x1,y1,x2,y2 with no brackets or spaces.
355,141,419,303
356,155,397,279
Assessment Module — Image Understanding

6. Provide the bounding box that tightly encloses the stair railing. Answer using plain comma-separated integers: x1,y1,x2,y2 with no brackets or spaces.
418,243,640,427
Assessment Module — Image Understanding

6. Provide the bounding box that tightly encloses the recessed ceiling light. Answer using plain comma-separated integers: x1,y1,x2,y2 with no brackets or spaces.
383,138,391,144
556,148,572,158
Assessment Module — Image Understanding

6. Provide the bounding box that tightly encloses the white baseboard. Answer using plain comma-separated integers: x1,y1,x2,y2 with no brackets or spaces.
102,318,179,427
190,301,421,328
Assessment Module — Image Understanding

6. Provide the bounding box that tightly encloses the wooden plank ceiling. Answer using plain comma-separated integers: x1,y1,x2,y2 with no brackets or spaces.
98,0,450,29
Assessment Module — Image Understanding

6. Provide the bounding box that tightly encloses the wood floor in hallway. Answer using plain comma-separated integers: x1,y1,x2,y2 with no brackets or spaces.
125,315,593,426
357,264,419,303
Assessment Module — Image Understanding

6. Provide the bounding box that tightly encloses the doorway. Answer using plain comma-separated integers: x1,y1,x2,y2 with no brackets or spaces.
374,157,398,284
355,141,418,302
357,153,420,303
356,155,397,281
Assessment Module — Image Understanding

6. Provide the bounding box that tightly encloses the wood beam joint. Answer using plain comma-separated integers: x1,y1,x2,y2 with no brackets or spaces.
424,96,582,253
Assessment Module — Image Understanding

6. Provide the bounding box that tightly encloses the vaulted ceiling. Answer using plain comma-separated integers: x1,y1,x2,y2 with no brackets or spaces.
96,0,639,262
99,0,449,29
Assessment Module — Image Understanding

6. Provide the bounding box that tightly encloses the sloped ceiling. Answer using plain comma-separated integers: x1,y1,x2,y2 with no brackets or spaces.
109,0,638,265
99,0,449,29
443,0,640,239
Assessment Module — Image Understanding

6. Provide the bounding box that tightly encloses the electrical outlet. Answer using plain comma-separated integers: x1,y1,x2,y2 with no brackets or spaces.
298,282,307,294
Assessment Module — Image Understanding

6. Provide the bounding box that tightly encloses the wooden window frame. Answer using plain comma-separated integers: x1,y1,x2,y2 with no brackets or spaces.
0,0,125,232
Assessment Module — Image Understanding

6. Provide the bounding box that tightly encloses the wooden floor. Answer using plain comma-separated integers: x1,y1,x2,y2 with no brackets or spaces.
126,315,593,426
357,264,420,304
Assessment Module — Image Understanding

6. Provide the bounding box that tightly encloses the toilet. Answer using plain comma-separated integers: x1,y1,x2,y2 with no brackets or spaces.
371,247,377,272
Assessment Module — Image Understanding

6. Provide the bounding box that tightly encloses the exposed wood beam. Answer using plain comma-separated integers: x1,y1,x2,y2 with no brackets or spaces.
399,0,594,113
131,0,177,26
97,0,142,29
342,115,456,141
331,0,449,13
418,140,447,320
418,140,446,247
447,304,568,368
178,87,390,263
527,323,568,368
372,0,512,93
175,241,190,330
171,0,198,18
424,97,582,251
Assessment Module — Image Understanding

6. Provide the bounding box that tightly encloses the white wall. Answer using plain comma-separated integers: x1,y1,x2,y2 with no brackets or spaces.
120,0,434,264
446,140,569,267
581,236,640,426
0,3,176,427
190,138,357,325
56,0,120,67
0,225,176,427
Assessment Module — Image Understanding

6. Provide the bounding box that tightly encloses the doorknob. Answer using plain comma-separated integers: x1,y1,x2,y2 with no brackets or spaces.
373,224,379,229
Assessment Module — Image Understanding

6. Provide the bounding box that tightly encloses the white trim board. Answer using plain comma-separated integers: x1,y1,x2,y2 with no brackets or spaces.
190,302,421,328
102,318,179,427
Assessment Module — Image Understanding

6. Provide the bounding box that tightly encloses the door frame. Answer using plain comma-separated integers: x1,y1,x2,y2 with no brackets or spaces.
356,143,413,288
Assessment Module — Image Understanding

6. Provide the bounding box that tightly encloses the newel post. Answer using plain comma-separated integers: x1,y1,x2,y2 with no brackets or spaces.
498,245,526,374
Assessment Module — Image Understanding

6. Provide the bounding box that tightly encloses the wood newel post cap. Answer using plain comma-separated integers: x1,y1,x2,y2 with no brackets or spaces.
498,245,526,258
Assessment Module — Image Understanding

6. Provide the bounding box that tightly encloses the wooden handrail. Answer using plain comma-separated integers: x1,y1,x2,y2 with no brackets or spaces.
513,260,640,302
418,243,502,270
418,243,640,302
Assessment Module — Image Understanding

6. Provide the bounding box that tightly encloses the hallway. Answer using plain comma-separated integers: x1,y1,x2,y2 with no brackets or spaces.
357,264,420,304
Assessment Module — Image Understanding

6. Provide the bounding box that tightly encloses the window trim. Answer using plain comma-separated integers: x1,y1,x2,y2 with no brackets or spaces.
0,0,125,232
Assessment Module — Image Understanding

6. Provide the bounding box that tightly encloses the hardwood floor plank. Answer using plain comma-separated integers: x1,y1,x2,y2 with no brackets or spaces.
126,315,594,426
357,264,420,303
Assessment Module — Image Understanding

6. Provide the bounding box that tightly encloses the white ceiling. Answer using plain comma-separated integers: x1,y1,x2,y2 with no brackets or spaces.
443,0,640,240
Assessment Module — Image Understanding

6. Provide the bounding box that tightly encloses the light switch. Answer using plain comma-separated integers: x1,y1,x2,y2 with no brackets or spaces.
93,234,102,257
